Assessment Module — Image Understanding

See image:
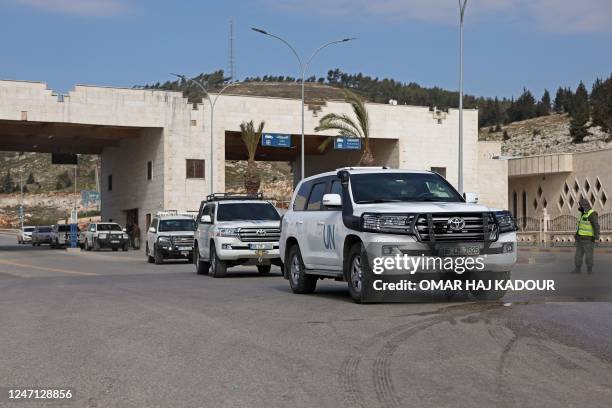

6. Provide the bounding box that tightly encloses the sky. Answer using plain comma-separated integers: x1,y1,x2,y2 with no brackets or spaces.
1,0,611,99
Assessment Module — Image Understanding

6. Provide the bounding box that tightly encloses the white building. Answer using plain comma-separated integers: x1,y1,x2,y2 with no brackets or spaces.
0,79,507,229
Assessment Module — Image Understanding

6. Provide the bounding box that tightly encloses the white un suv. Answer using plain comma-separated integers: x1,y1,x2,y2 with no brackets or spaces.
279,168,518,303
146,212,197,264
193,193,283,278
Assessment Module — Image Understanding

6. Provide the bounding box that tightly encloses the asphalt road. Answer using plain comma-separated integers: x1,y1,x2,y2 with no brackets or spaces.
1,233,611,408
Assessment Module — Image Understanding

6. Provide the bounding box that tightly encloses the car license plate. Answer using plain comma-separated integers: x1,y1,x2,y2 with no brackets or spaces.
439,245,481,257
178,246,192,251
181,251,190,256
111,240,120,244
249,243,272,250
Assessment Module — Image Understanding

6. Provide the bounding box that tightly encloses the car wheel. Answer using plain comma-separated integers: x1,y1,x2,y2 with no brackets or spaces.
347,243,366,303
93,239,100,251
210,244,227,278
146,243,154,263
287,245,317,294
257,265,271,275
154,245,164,265
470,271,510,301
122,244,128,252
194,244,210,275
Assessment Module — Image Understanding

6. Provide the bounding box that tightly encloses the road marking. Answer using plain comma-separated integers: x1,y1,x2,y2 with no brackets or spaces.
0,259,98,276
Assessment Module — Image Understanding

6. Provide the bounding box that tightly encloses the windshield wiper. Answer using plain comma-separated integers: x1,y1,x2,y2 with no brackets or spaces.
355,199,403,204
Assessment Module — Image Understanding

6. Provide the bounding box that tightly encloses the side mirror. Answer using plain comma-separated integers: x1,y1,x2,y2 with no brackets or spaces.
464,192,479,204
200,215,212,223
148,227,156,233
322,193,342,207
122,228,127,232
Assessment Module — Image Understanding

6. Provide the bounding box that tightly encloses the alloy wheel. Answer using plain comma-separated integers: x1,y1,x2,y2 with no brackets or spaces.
350,255,363,293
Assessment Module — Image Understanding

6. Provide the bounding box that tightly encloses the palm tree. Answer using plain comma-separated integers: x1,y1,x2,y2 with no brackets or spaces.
239,120,265,194
315,89,374,166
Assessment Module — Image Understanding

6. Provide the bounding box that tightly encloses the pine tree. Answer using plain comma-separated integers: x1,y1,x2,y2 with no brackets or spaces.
1,171,15,193
537,89,551,116
591,76,612,134
569,82,590,143
26,172,35,184
554,87,565,113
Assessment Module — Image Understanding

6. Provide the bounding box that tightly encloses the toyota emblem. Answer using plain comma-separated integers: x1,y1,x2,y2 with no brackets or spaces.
447,217,466,231
255,229,266,236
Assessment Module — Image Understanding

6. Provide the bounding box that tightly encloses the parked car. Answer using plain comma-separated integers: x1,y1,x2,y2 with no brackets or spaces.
82,222,129,251
194,193,283,277
31,226,54,246
50,224,81,249
146,212,196,264
17,226,35,244
279,167,518,303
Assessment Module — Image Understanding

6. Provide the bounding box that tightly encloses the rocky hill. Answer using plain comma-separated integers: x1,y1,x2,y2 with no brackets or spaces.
479,113,612,157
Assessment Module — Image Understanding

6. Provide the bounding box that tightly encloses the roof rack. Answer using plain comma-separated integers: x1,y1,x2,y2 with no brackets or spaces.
156,210,198,219
336,166,389,171
206,192,264,202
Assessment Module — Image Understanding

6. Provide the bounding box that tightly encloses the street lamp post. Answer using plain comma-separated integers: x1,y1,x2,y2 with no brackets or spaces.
458,0,468,195
19,169,24,230
171,74,240,195
251,28,354,180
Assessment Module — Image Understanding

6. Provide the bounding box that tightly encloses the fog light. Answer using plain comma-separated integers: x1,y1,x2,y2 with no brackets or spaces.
382,245,401,255
503,243,514,253
222,244,232,250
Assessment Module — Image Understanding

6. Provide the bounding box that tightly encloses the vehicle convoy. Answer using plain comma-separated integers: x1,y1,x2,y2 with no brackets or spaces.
50,224,81,249
82,222,129,251
146,212,197,264
279,168,518,303
193,193,283,278
31,226,53,246
17,226,35,244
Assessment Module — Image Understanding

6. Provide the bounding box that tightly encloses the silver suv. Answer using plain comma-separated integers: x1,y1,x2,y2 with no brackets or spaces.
146,212,197,264
279,168,518,303
193,193,282,278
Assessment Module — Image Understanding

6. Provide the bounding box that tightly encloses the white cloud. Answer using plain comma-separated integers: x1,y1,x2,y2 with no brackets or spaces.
14,0,127,17
269,0,612,33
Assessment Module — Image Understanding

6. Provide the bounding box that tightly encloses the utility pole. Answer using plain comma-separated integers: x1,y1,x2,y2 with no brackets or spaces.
458,0,468,195
19,168,24,230
228,19,236,81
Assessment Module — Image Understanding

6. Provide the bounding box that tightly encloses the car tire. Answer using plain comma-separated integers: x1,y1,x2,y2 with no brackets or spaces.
469,271,510,301
122,244,128,252
347,242,366,303
146,243,154,263
210,244,227,278
194,244,210,275
257,265,271,275
287,245,316,294
154,245,164,265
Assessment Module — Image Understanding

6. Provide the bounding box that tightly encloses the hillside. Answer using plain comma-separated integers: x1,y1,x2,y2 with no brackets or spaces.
479,114,612,156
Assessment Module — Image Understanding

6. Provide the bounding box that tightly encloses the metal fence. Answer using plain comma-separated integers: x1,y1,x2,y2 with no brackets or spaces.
516,212,612,247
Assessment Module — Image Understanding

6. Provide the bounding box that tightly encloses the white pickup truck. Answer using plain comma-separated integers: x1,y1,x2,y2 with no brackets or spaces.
279,168,518,303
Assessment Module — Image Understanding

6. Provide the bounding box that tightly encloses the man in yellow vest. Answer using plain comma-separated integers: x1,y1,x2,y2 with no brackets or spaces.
573,198,600,274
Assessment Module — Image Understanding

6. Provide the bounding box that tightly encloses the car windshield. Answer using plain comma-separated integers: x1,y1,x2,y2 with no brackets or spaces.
38,227,52,233
217,203,280,221
350,173,463,203
159,219,196,232
97,224,122,231
23,227,34,232
57,225,73,232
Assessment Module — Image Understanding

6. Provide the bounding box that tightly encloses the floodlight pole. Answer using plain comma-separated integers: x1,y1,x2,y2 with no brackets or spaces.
458,0,468,195
172,74,240,195
251,27,354,180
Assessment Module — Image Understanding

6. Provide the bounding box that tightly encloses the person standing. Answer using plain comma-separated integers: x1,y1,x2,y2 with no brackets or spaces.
573,197,600,274
132,222,141,250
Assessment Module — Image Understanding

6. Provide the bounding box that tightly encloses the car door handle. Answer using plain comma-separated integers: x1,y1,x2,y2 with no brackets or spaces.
317,221,325,225
296,221,304,225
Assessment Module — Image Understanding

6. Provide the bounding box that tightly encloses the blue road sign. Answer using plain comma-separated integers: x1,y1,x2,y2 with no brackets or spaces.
334,137,361,150
81,190,101,206
261,133,291,148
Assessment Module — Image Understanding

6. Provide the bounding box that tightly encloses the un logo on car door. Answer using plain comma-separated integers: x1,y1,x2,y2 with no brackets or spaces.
323,224,336,250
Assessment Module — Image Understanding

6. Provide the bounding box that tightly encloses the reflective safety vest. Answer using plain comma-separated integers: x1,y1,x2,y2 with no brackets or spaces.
577,209,595,237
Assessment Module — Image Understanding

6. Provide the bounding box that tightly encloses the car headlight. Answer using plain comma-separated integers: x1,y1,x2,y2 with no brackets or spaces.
158,236,172,246
98,233,108,239
216,228,239,237
361,213,416,234
493,211,518,233
123,233,129,239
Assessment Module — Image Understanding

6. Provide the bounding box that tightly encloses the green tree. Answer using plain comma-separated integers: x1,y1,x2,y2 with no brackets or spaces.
1,171,15,193
239,120,265,194
26,172,35,184
506,88,537,122
536,89,551,116
591,76,612,134
315,89,374,165
569,82,590,143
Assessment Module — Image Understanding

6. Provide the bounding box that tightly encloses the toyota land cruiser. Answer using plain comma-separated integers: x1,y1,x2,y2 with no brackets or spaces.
146,212,196,264
83,222,129,251
279,168,518,303
193,193,283,278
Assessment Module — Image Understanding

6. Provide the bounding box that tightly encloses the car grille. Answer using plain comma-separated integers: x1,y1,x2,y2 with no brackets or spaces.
238,227,281,242
173,236,194,246
415,213,497,242
110,233,124,240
